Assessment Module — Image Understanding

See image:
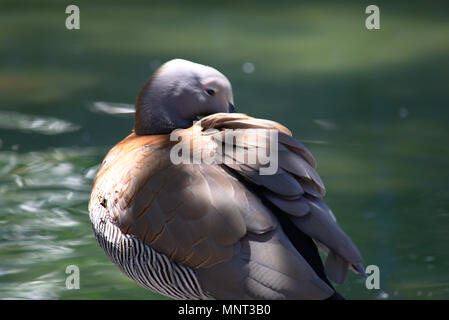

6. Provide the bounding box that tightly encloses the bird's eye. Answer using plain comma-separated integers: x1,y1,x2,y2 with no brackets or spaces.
205,88,216,96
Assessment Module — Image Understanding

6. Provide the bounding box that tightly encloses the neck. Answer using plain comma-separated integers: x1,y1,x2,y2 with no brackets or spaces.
134,104,191,135
133,69,202,135
134,87,193,135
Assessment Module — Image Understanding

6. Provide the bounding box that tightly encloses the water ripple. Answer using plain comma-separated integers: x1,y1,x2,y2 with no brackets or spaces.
89,101,135,115
0,146,103,299
0,111,80,135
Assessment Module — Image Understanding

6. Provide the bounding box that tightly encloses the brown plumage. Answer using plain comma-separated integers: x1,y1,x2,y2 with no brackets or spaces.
89,59,364,300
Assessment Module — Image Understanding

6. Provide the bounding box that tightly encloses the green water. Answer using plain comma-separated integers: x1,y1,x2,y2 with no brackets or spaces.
1,0,448,299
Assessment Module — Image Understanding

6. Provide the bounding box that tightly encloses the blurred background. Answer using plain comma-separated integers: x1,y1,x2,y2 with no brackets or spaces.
0,0,448,299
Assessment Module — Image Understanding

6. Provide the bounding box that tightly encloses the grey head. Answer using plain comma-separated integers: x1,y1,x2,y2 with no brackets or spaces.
135,59,235,135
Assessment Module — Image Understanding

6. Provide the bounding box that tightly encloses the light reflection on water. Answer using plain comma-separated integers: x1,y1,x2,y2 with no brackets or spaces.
0,146,97,299
0,117,165,299
0,111,80,135
89,101,135,115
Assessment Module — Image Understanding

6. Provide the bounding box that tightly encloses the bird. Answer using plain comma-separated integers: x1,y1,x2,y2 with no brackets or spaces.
89,58,365,300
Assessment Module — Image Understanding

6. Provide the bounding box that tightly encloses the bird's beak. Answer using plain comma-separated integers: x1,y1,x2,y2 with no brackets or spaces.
228,102,236,113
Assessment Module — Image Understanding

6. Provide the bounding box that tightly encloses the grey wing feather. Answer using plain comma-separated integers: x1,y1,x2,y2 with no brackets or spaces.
196,229,334,300
199,113,364,286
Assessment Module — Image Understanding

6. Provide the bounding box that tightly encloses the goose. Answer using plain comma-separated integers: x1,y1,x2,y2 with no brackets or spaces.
89,58,365,300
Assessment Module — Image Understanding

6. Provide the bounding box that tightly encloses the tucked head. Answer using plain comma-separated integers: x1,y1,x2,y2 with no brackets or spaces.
135,59,235,135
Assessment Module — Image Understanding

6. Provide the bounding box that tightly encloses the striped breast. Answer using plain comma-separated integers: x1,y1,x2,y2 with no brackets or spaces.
90,203,208,299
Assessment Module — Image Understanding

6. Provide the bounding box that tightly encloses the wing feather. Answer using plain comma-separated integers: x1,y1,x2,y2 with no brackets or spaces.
198,113,363,278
